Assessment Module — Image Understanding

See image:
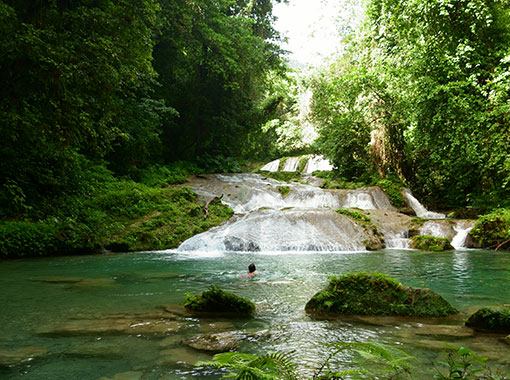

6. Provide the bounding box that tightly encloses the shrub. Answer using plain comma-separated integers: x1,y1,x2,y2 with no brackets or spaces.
0,221,60,258
470,208,510,250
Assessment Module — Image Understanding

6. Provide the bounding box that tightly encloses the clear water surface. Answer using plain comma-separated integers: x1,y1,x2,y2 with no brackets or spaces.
1,249,509,379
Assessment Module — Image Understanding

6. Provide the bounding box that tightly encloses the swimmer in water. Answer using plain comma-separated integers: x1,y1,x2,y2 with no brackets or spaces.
240,263,257,278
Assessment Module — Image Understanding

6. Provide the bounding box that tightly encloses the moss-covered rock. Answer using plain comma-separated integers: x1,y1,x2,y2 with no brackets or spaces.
411,235,453,251
305,272,457,317
183,286,255,316
465,305,510,333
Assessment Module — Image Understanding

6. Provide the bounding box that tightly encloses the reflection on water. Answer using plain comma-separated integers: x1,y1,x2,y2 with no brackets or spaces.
0,249,509,379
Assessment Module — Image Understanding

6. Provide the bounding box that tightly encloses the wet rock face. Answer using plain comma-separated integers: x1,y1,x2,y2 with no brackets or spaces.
186,331,243,352
224,236,260,252
305,272,458,317
465,305,510,333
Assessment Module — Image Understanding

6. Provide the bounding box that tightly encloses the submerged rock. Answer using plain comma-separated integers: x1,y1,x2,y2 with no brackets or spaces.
37,311,182,336
465,305,510,333
305,272,457,317
183,286,255,316
186,331,243,352
97,371,143,380
158,347,212,365
0,346,48,368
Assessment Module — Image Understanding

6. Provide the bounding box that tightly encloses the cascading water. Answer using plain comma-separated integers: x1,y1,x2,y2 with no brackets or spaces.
281,156,302,172
260,159,280,172
451,222,474,250
179,174,402,252
179,174,475,252
179,208,367,252
304,155,334,173
402,188,445,219
259,155,334,173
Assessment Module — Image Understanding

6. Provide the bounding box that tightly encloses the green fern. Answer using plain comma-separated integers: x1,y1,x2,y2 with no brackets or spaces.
196,351,298,380
196,342,415,380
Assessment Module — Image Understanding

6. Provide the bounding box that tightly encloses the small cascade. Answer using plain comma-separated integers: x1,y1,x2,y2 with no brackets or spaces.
451,222,474,250
419,221,450,238
281,157,302,172
259,155,334,173
403,189,445,219
260,159,280,172
384,231,411,249
304,155,334,173
343,188,396,211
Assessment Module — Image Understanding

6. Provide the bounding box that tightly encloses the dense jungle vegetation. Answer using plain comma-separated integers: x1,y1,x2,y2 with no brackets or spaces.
1,0,509,257
310,0,510,211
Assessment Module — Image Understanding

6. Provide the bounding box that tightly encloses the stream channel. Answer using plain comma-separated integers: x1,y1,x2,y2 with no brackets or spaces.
1,174,509,379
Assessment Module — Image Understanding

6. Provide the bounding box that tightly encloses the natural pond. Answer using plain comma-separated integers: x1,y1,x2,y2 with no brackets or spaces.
1,249,509,379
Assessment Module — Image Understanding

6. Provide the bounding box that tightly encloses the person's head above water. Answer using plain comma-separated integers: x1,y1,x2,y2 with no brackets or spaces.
248,263,256,273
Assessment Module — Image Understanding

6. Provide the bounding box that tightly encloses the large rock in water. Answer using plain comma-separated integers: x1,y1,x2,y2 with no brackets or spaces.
305,272,457,317
465,305,510,333
183,286,255,316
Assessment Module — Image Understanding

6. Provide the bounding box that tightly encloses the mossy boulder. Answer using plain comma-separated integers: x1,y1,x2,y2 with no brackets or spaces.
411,235,453,251
305,272,457,317
183,286,255,316
465,305,510,333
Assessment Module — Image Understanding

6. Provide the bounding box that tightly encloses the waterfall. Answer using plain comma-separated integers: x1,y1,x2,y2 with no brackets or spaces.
178,174,475,253
402,189,445,219
260,159,280,172
304,155,334,173
419,221,450,238
178,174,405,253
178,209,367,252
259,155,334,173
451,223,474,250
281,157,302,172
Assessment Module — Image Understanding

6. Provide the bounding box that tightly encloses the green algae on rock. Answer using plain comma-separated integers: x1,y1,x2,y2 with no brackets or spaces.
465,305,510,333
305,272,457,317
411,235,453,251
184,286,255,316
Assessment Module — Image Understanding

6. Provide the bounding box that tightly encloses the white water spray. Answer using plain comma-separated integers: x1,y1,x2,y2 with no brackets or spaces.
260,159,280,172
403,189,445,219
451,223,474,250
